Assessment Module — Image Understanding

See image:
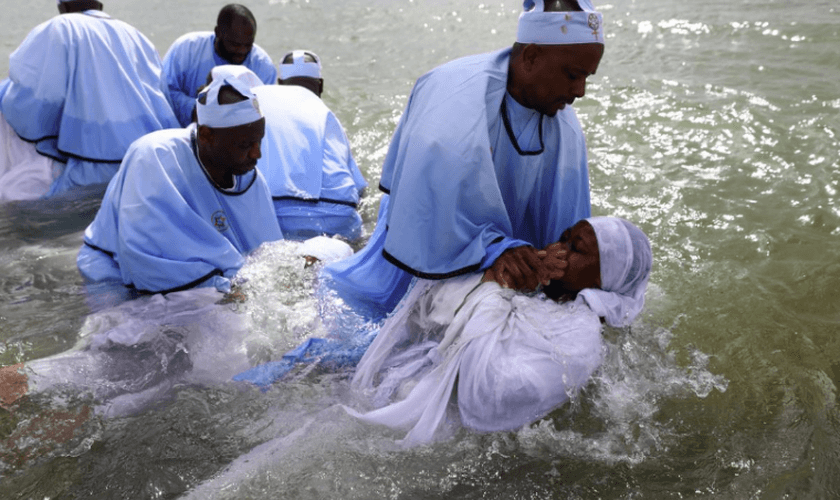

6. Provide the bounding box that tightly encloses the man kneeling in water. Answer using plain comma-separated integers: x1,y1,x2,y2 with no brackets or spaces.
348,217,652,446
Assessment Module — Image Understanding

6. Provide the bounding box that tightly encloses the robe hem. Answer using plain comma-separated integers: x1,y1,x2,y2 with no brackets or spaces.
15,132,115,164
382,249,481,280
83,240,115,258
129,269,225,295
271,196,358,208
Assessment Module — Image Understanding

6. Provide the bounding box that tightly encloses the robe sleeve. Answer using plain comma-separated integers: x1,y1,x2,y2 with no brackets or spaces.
162,40,201,128
250,47,278,86
379,56,514,279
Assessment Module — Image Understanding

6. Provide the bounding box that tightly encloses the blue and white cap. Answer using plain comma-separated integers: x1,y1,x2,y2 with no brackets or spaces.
279,50,322,80
196,65,263,128
517,0,604,45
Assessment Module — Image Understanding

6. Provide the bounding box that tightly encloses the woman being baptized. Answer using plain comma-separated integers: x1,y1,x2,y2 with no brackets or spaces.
348,216,652,446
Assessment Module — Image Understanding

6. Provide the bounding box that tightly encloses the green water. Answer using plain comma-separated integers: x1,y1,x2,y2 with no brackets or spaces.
1,0,839,498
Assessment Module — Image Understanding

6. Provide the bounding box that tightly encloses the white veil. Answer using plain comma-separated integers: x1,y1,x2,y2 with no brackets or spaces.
575,217,652,327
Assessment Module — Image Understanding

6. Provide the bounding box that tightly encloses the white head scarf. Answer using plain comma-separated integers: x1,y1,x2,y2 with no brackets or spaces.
575,217,652,327
517,0,605,45
279,50,322,80
196,66,263,128
208,64,264,89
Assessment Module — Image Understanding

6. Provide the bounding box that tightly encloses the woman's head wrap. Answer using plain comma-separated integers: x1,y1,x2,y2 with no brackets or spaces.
517,0,604,46
575,217,652,327
279,50,322,80
196,66,263,128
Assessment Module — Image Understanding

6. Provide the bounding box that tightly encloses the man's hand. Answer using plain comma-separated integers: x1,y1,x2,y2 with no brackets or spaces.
218,284,247,305
488,246,544,291
539,242,568,282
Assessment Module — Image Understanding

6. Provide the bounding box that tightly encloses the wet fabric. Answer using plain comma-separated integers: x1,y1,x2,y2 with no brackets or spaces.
576,217,652,327
0,110,60,201
253,85,367,240
23,287,255,418
232,332,379,390
349,274,603,446
0,11,179,198
162,32,277,127
78,125,282,294
346,216,652,444
322,195,414,319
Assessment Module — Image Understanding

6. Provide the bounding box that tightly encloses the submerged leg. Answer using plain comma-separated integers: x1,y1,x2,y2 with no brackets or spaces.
0,363,28,409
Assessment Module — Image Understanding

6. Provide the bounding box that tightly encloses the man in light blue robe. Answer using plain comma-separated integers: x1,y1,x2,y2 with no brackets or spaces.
324,0,606,318
254,50,367,241
162,4,277,127
0,0,179,199
77,69,282,295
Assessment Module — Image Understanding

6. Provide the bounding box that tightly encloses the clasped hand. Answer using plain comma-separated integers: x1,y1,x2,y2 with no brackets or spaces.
483,243,567,291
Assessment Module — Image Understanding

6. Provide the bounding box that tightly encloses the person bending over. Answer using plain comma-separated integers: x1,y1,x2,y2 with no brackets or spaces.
323,0,605,319
254,51,367,240
77,68,282,295
0,0,178,200
349,216,652,446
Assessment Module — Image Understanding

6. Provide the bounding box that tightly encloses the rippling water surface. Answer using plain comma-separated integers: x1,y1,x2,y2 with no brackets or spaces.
1,1,839,498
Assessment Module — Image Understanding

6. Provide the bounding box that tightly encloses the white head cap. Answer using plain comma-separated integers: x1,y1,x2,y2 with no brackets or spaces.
208,64,264,89
196,66,263,128
575,217,652,327
517,0,605,46
279,50,322,80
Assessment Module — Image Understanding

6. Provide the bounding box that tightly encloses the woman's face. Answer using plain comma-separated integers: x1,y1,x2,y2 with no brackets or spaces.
545,220,601,298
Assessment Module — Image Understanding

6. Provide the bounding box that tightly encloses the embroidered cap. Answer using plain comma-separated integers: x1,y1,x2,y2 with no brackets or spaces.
517,0,605,45
196,66,264,128
279,50,322,80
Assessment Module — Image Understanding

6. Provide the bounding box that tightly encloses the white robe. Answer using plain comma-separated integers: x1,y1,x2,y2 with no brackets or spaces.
350,274,604,446
0,110,59,201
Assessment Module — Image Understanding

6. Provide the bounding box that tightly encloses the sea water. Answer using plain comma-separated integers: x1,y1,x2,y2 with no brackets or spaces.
1,0,839,498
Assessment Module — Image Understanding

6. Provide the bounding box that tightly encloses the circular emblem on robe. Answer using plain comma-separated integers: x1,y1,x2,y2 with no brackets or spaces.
212,210,229,232
588,13,601,34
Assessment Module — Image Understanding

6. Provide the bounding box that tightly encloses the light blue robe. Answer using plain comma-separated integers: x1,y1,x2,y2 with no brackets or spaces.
253,85,367,241
162,32,277,127
324,48,591,317
77,125,283,295
0,11,180,197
